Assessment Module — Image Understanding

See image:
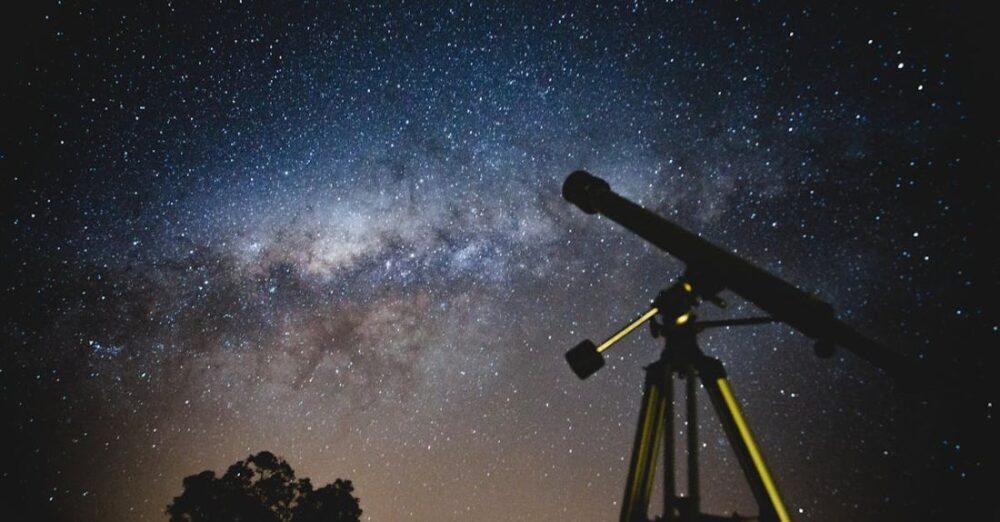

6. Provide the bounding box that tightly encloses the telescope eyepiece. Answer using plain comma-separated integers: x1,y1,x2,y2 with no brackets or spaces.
563,170,610,214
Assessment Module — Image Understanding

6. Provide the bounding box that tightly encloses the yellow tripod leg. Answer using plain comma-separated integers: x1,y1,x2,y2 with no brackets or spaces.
716,377,791,522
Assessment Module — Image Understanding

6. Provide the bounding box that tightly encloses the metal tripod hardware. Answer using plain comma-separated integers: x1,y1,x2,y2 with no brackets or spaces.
567,278,790,522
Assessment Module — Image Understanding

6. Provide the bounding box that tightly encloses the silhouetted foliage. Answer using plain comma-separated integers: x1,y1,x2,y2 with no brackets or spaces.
167,451,361,522
291,479,363,522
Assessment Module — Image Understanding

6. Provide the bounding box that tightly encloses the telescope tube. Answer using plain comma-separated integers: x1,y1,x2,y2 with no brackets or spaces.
563,170,913,383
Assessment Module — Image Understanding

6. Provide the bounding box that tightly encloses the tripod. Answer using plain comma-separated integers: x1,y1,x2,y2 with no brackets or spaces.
566,279,792,522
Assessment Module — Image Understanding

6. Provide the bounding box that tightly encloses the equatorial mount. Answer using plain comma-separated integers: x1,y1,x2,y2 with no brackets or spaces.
566,276,790,522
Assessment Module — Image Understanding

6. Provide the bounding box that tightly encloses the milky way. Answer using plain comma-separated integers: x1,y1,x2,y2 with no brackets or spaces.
3,2,993,521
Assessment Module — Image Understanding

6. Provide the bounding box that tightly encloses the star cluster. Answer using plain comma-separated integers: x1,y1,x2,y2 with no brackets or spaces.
2,2,992,521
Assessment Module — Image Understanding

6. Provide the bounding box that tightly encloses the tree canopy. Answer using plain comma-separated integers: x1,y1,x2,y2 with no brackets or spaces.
167,451,361,522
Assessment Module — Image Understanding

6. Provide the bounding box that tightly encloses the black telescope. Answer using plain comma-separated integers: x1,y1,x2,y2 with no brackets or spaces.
563,170,916,385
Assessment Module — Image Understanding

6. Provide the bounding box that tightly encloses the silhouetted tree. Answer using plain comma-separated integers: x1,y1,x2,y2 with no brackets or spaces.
167,451,361,522
167,470,275,522
291,479,362,522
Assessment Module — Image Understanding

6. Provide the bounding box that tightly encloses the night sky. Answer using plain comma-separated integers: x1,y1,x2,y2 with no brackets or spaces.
2,2,994,521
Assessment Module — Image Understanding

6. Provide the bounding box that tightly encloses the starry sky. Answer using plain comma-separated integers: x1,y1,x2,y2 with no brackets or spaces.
2,1,994,521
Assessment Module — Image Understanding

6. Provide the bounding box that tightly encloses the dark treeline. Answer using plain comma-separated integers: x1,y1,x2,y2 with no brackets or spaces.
167,451,361,522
